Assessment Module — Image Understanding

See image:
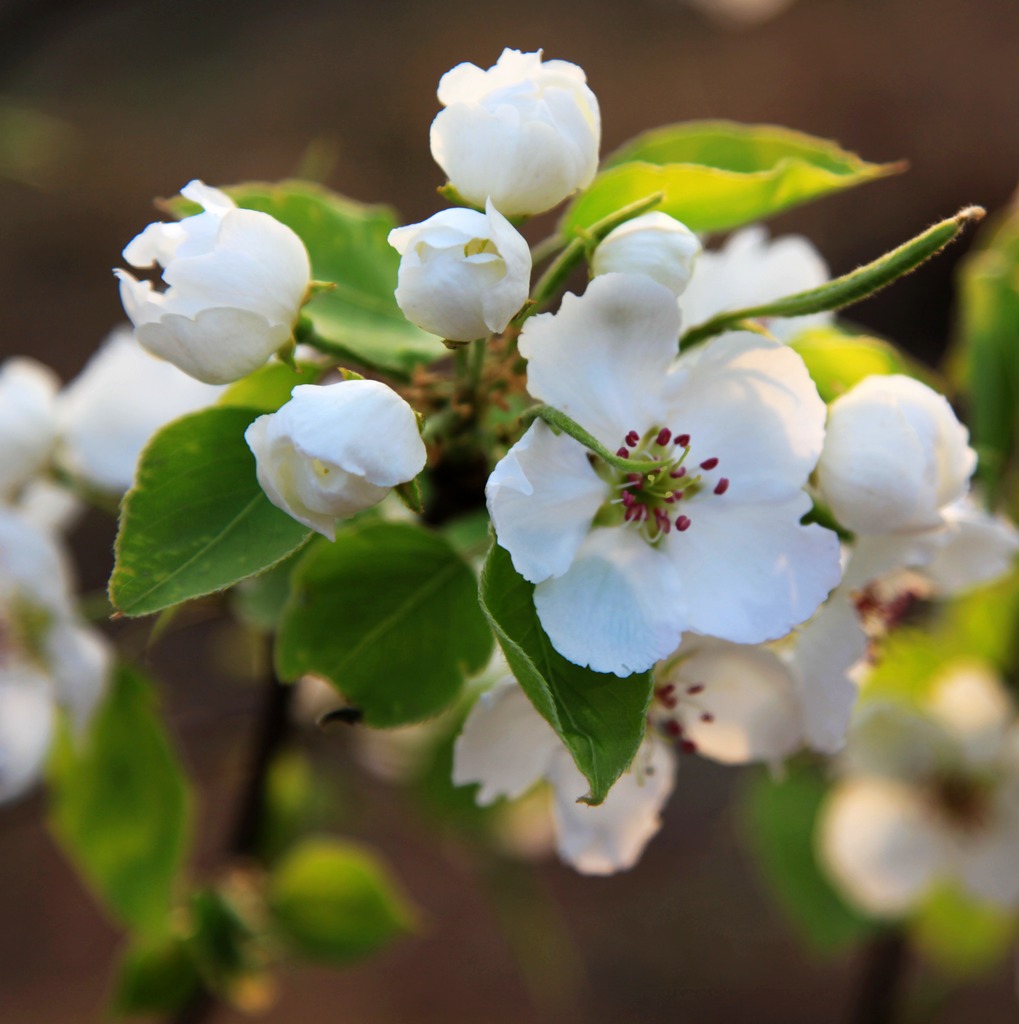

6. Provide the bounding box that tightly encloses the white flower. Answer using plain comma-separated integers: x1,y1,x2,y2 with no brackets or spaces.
0,357,59,498
677,226,831,343
388,199,531,341
430,48,600,217
817,374,976,535
486,273,841,676
245,380,427,540
56,327,223,493
819,664,1019,916
115,180,311,384
591,212,702,298
0,666,55,804
453,676,676,875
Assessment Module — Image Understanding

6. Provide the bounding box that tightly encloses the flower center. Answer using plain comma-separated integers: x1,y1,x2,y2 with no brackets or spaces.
652,681,714,755
593,426,730,543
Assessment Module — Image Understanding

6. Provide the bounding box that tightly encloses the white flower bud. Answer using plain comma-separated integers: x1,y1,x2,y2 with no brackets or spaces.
115,180,312,385
816,375,976,535
0,357,59,497
388,199,531,341
245,381,427,540
430,49,600,217
591,213,701,297
57,327,222,493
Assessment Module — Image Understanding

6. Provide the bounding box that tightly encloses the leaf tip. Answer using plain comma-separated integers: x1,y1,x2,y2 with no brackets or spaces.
957,205,987,226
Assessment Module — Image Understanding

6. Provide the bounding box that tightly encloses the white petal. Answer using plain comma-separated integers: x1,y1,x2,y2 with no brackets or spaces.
669,493,841,644
534,526,688,677
922,497,1019,595
549,735,676,875
486,422,606,583
45,621,112,735
179,179,236,212
818,777,951,916
926,663,1014,768
957,806,1019,907
0,668,55,805
592,212,701,297
452,677,562,805
0,357,60,496
0,508,75,614
518,273,680,447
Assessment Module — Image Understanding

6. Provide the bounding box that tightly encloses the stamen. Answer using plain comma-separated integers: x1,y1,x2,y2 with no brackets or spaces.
670,466,686,479
675,515,691,532
664,719,682,738
626,472,643,485
676,433,690,447
713,477,729,496
700,457,719,470
680,739,698,755
700,713,715,724
616,447,629,459
625,430,640,448
655,428,672,446
686,684,704,695
654,509,672,534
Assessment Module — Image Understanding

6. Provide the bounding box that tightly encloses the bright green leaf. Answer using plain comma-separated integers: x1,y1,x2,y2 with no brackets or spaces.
110,934,202,1019
741,762,873,953
110,406,311,617
268,837,416,963
275,522,493,726
218,360,325,413
478,543,652,805
49,666,191,937
563,121,899,236
228,181,443,376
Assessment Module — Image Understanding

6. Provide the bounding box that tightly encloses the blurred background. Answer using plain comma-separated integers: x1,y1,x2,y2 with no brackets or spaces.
2,0,1019,1020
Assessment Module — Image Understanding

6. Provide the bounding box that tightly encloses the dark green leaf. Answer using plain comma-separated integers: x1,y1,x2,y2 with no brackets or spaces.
49,666,191,936
564,121,899,236
110,406,311,617
478,543,652,805
741,762,873,953
110,934,201,1019
268,837,416,963
275,522,493,726
218,360,325,413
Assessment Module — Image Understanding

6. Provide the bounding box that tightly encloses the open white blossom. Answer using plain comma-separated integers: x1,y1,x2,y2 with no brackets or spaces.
677,226,831,343
389,199,531,341
592,212,702,298
819,664,1019,916
486,273,841,676
430,48,600,217
0,357,60,498
116,180,311,384
57,327,223,493
453,676,676,875
245,380,427,540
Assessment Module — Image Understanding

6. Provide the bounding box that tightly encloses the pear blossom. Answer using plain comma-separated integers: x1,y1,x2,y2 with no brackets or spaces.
388,199,531,341
430,48,600,217
819,664,1019,916
115,180,312,384
57,327,223,493
245,380,427,540
592,212,702,298
676,226,831,343
486,273,841,676
453,676,676,874
0,357,60,497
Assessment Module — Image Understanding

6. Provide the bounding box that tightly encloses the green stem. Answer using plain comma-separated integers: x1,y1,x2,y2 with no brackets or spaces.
530,405,662,473
679,206,985,350
530,232,569,267
468,337,487,394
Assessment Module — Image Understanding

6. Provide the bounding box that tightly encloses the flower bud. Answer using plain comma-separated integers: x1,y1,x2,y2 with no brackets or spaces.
430,49,600,217
816,375,976,535
591,213,701,297
0,358,59,498
115,180,312,385
245,381,427,539
389,199,531,342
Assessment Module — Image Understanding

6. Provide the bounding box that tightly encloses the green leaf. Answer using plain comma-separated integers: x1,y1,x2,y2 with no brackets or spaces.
111,406,311,617
791,326,921,403
228,181,442,376
275,522,494,726
741,762,873,953
230,550,304,635
110,935,202,1019
912,883,1017,977
951,204,1019,499
478,543,653,805
49,666,191,937
268,837,416,963
563,121,900,236
218,360,325,413
680,207,985,349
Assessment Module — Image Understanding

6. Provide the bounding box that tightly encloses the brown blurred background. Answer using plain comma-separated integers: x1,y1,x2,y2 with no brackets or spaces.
2,0,1019,1020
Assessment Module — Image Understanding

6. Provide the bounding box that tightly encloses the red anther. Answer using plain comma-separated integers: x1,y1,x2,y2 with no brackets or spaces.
621,490,636,507
700,457,719,470
675,515,691,532
655,509,672,533
686,684,704,695
670,467,687,479
664,719,683,738
700,713,714,724
713,477,730,495
658,683,676,697
616,447,630,459
626,472,643,484
680,739,698,755
676,433,690,447
655,427,672,446
625,430,640,447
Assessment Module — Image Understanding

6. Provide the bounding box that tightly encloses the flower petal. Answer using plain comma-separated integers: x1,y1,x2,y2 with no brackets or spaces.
922,497,1019,595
